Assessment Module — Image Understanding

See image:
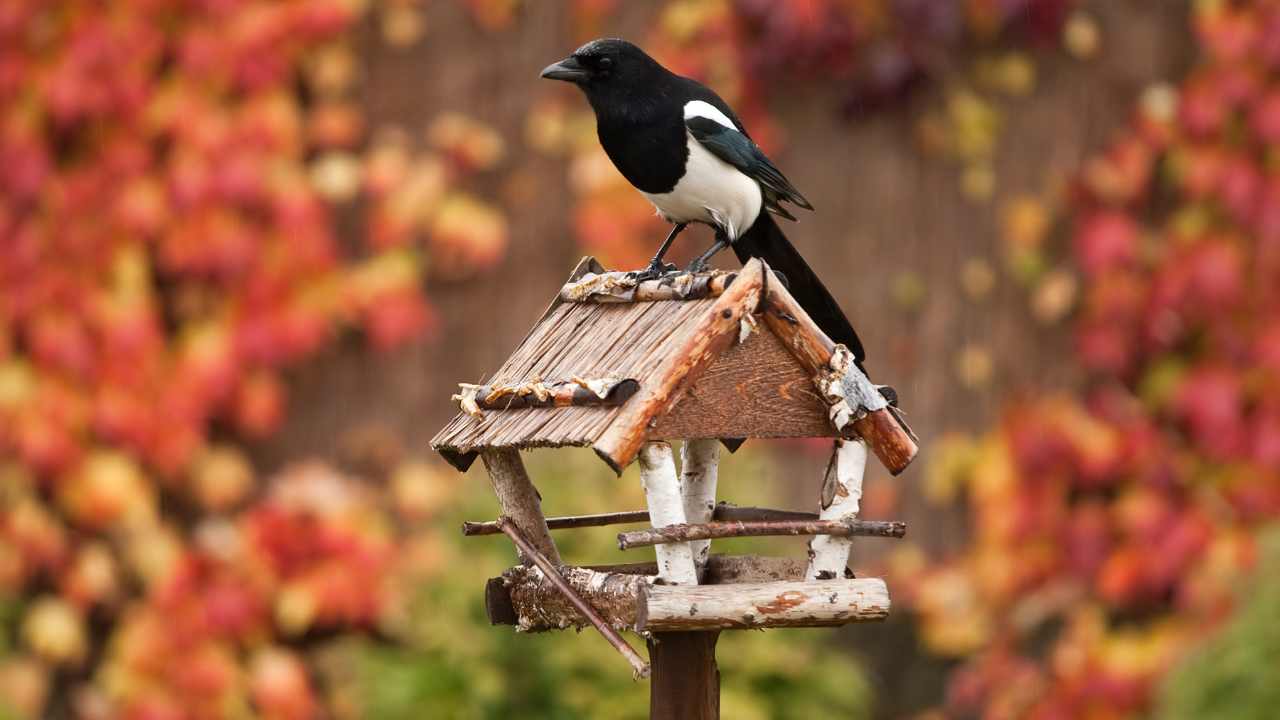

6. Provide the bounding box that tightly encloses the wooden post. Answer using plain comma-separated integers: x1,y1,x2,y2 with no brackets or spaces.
649,632,719,720
679,439,719,571
806,439,867,580
643,440,716,718
638,441,698,585
481,449,560,566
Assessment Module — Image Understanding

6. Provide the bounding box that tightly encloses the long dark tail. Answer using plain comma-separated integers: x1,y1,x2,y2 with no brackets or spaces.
734,212,867,371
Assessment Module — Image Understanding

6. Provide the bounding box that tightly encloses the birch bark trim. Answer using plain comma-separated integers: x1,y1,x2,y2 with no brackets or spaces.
639,441,699,585
806,439,867,580
637,578,890,631
679,439,720,570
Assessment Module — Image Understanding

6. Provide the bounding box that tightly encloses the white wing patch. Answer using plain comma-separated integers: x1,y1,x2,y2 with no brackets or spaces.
683,100,736,130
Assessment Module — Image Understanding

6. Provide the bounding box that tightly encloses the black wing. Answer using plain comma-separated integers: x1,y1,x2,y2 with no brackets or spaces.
684,115,814,221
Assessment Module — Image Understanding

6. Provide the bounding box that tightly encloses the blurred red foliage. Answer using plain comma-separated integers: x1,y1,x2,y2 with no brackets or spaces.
901,2,1280,717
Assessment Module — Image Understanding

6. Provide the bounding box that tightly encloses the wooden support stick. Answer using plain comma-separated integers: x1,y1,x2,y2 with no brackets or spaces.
496,518,650,679
638,442,699,585
807,439,868,580
462,504,819,537
481,449,560,566
679,440,719,571
637,578,890,632
616,518,905,550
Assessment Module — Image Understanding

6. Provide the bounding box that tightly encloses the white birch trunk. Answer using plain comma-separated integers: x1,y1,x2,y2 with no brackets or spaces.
805,439,867,580
679,439,720,571
638,441,698,585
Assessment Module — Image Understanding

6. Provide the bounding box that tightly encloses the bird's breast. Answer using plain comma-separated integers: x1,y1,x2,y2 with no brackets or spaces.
641,133,763,240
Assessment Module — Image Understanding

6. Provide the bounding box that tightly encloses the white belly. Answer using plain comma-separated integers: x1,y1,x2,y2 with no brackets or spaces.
641,133,763,240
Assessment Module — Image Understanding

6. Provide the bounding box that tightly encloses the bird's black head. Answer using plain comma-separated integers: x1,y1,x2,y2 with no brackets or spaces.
539,38,666,104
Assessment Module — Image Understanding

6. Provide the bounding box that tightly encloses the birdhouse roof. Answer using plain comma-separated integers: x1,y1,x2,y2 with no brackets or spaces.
430,257,914,474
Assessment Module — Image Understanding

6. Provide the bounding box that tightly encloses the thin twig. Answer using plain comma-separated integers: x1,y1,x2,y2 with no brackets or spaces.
462,503,819,537
617,519,906,550
496,517,651,679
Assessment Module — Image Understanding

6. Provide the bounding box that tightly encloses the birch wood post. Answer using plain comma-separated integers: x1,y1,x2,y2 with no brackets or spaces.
806,439,867,580
481,449,560,566
679,439,720,571
638,442,698,585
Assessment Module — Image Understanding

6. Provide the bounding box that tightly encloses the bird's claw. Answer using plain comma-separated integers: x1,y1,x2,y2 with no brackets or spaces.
627,261,678,283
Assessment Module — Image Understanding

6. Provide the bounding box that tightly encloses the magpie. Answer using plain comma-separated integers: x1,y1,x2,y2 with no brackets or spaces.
540,38,866,369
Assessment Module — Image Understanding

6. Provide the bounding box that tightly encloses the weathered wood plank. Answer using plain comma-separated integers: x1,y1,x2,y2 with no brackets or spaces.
647,329,834,440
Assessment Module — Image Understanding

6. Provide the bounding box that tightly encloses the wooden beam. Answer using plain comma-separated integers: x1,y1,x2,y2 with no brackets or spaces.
593,260,766,473
638,442,699,585
758,264,919,474
679,440,720,571
616,518,905,550
481,449,559,565
636,578,890,631
807,439,868,580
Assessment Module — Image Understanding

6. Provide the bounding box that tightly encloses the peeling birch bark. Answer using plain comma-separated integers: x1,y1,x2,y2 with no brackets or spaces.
639,441,698,585
805,439,867,580
637,578,889,631
679,439,720,571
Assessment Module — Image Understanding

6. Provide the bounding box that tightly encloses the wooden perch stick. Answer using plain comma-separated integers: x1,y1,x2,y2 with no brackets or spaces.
759,265,919,474
616,517,906,550
636,578,890,631
462,503,822,537
560,270,736,303
496,517,650,679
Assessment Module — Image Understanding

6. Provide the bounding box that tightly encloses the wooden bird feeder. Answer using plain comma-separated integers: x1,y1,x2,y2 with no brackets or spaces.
431,256,919,719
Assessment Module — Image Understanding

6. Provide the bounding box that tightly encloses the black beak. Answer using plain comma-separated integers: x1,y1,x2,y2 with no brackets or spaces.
540,56,588,83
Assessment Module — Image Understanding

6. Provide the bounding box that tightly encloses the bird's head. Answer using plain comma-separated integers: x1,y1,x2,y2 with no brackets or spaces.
539,38,662,99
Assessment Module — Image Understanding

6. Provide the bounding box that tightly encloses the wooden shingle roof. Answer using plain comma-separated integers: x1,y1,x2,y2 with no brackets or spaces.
431,257,917,474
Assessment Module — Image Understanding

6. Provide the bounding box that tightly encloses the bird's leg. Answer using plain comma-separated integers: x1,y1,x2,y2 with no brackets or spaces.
685,230,730,273
628,223,685,282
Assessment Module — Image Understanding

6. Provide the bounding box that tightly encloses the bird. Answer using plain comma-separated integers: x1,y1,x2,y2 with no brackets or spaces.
540,37,866,369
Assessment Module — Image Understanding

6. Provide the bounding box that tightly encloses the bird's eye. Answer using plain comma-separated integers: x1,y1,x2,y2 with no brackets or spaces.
598,57,614,70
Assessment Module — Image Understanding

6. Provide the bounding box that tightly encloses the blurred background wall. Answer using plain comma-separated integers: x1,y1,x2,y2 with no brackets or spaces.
4,0,1280,718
